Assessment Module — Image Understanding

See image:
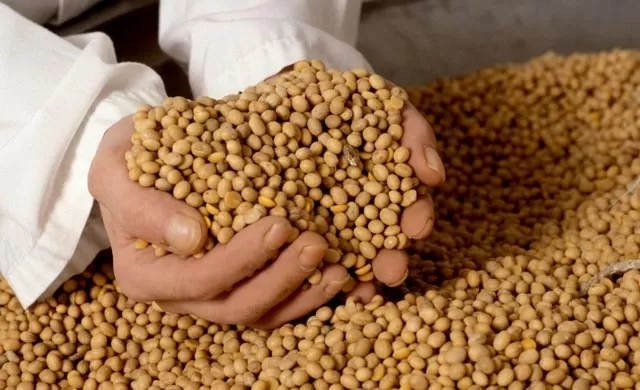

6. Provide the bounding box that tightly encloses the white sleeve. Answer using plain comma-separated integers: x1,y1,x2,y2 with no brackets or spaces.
0,4,167,308
158,0,372,98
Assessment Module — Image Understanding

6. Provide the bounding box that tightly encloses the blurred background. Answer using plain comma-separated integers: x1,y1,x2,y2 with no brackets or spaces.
49,0,640,97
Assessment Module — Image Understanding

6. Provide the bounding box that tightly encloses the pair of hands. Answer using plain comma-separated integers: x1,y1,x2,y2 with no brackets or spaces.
88,76,445,329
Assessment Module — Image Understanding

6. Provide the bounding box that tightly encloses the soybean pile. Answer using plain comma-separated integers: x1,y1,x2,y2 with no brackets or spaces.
3,50,640,390
125,59,425,287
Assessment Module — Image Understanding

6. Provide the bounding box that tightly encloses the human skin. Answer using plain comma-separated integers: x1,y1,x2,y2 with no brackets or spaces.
87,76,445,329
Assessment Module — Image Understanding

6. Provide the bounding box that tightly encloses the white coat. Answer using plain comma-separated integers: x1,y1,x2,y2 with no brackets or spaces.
0,0,371,308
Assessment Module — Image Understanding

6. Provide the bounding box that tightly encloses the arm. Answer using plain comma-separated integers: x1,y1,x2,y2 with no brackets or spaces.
158,0,371,98
0,3,167,308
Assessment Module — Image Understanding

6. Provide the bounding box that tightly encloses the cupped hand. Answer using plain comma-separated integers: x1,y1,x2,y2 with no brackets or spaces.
89,116,352,328
263,68,446,300
88,74,445,329
366,87,446,288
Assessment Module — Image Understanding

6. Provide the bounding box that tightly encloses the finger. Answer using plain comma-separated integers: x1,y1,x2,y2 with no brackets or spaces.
249,265,350,329
400,195,435,240
346,282,377,303
111,216,292,302
401,103,446,187
202,231,329,323
158,252,347,327
89,115,207,255
371,249,409,287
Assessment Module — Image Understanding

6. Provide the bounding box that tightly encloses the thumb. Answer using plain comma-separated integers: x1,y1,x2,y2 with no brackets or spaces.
89,115,207,255
113,185,208,256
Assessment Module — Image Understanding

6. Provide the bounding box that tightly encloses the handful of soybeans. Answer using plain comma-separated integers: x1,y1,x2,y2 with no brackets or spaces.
125,59,426,286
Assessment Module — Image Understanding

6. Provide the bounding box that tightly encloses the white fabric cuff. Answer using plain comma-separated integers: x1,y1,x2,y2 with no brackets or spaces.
5,87,166,309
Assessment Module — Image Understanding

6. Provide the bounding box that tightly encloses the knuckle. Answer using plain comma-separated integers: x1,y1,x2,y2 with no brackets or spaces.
174,274,205,300
182,276,223,301
185,284,214,301
184,269,228,301
230,306,264,325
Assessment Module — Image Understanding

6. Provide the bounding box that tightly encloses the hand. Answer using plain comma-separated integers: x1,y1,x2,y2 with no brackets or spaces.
367,81,446,289
88,75,445,329
163,92,447,321
89,116,353,328
263,68,446,297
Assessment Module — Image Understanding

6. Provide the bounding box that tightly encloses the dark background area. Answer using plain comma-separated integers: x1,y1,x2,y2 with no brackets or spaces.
50,0,640,96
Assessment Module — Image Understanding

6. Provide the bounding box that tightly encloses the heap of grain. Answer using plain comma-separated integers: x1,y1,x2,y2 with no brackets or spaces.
125,60,425,286
3,50,640,390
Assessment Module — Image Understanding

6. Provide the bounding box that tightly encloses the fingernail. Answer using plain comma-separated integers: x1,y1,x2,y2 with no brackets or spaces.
387,269,409,288
324,275,351,296
164,213,205,254
425,147,446,182
299,244,327,272
263,221,291,251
